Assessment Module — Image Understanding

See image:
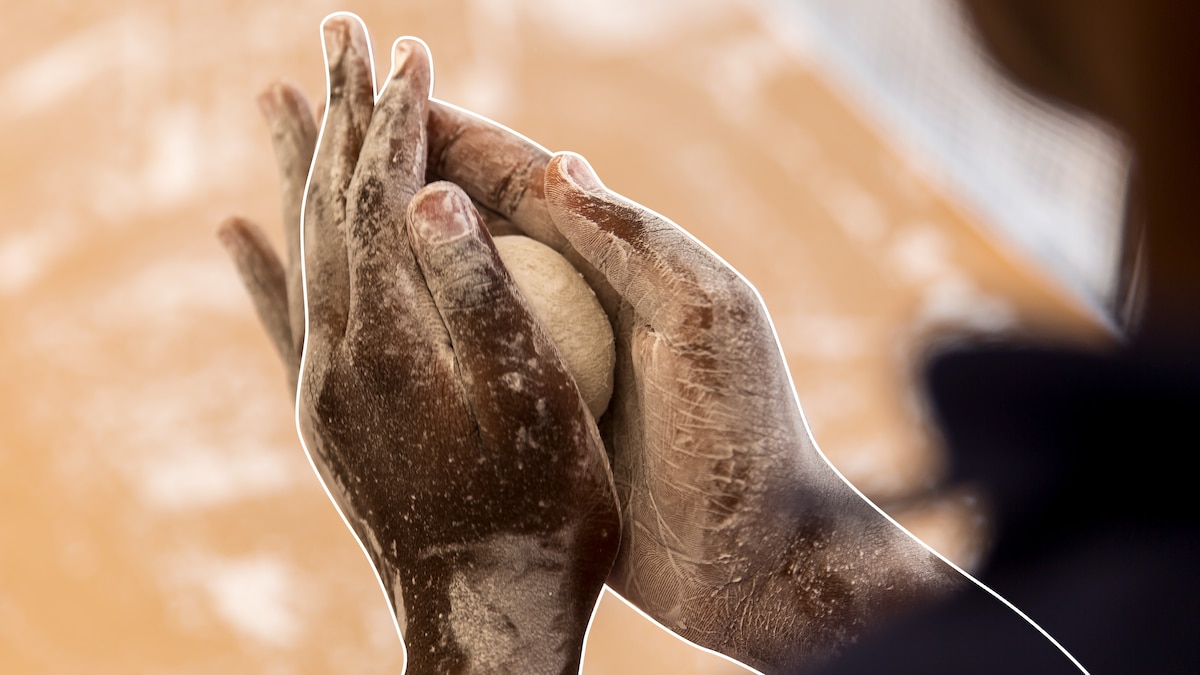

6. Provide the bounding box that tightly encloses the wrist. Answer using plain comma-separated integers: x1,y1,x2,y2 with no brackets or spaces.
389,531,603,675
609,455,962,672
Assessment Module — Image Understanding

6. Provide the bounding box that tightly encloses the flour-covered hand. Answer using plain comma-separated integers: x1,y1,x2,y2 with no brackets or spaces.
220,15,619,675
428,109,966,671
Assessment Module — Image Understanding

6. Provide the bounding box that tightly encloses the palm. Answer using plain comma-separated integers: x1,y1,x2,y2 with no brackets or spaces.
600,278,802,584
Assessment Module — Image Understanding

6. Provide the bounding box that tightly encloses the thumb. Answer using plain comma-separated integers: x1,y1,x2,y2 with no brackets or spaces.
544,152,747,335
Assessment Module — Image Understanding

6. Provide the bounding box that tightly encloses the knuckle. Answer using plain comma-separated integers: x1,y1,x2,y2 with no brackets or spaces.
301,357,346,426
490,155,540,217
440,274,510,318
428,114,469,178
663,261,766,352
710,267,762,315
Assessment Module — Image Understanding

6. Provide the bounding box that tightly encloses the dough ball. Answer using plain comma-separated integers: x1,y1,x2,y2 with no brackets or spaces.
493,235,615,419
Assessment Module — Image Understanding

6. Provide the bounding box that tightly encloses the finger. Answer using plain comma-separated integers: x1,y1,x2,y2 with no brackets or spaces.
426,101,556,243
304,14,375,345
473,200,522,237
427,101,619,316
257,80,317,360
407,182,590,434
544,152,751,337
217,216,297,381
344,38,431,322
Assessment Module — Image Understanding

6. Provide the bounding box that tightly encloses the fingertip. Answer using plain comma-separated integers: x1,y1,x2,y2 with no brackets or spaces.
552,152,604,194
388,38,432,85
255,82,282,121
321,13,371,78
217,216,279,266
216,215,249,253
259,80,312,117
379,38,434,106
321,15,349,62
388,39,413,78
216,216,285,292
545,153,615,247
409,182,476,245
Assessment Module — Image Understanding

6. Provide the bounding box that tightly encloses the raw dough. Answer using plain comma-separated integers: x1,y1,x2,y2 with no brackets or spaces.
493,235,615,419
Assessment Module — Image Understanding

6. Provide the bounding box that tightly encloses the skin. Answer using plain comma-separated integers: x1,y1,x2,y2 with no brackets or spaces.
428,118,965,669
219,16,619,675
223,12,965,674
220,4,1200,672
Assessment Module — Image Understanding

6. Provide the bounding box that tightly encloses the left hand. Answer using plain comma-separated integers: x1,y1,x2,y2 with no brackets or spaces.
425,105,965,672
219,15,619,674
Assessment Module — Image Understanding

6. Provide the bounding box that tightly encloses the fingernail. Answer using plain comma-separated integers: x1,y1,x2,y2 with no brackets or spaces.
561,153,603,192
411,184,473,244
390,40,412,78
322,19,346,62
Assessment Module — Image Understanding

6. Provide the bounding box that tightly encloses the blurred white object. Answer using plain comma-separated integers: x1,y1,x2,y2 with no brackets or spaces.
762,0,1130,321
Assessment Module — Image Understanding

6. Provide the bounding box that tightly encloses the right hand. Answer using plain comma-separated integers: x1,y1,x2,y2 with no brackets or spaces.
220,16,620,674
428,114,965,672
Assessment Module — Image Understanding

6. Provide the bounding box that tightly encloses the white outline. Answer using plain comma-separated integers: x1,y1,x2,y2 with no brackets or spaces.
292,11,1087,675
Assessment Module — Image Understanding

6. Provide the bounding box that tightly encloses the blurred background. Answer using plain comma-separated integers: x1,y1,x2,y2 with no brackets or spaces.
0,0,1123,672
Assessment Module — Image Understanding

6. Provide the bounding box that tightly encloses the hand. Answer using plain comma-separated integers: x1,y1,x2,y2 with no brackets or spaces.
219,15,619,675
427,110,966,671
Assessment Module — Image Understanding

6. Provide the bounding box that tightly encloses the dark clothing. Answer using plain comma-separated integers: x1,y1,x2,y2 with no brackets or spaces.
814,346,1200,674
